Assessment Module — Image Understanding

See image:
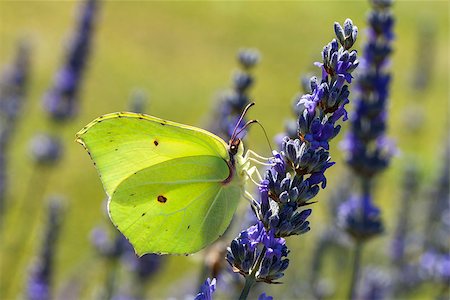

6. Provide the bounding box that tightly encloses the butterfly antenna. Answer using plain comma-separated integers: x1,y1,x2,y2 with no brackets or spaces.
235,119,274,154
231,102,255,141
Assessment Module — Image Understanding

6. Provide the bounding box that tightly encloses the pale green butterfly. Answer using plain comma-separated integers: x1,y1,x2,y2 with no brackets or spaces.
76,103,265,256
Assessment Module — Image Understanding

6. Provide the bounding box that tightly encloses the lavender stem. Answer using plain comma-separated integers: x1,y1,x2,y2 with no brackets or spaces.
239,246,267,300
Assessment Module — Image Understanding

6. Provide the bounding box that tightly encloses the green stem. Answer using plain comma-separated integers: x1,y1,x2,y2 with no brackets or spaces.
239,246,267,300
239,274,256,300
348,241,363,300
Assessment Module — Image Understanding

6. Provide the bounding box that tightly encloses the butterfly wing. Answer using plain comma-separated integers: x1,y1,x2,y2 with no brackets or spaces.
76,112,242,255
110,155,241,255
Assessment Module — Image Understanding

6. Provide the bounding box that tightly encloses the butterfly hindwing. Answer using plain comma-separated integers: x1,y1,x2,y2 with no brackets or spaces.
110,155,241,255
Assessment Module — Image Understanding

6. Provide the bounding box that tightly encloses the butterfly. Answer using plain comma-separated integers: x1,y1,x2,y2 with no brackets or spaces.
76,103,265,255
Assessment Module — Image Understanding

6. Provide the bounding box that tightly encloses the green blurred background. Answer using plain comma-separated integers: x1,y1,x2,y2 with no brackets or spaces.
0,0,448,299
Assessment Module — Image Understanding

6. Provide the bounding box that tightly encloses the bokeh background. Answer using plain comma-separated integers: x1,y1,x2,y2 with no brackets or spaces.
1,0,448,299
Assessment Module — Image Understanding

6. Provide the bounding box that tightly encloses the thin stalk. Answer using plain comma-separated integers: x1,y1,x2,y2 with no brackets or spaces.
239,246,267,300
348,241,363,300
348,178,371,300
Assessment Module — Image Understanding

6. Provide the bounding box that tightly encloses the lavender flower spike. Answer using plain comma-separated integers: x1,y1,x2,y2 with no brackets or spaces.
43,0,99,121
227,19,359,300
194,277,217,300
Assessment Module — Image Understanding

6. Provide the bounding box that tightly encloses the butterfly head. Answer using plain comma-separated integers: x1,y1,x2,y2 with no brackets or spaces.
229,138,240,156
228,138,244,167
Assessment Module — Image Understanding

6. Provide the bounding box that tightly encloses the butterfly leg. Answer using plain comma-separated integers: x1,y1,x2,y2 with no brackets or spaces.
247,165,263,182
244,149,272,162
247,157,275,167
244,169,264,187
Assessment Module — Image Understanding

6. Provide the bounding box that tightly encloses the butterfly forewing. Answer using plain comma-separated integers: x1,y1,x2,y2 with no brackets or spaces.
76,112,229,196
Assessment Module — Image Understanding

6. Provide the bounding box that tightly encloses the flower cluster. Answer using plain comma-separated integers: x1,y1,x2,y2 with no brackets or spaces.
337,194,383,241
209,49,260,140
43,0,98,121
339,0,394,242
226,222,289,283
27,197,65,300
227,19,359,292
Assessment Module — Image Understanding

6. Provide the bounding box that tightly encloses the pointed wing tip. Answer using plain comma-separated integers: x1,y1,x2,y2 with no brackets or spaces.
74,134,84,145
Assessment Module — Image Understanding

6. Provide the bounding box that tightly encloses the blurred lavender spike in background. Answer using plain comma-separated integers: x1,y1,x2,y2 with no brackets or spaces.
0,40,31,145
419,143,450,294
423,142,449,252
128,89,148,114
0,40,31,216
390,163,419,293
43,0,99,121
27,196,65,300
29,133,63,165
342,0,395,180
209,48,260,140
340,2,394,298
338,0,395,241
358,267,392,300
